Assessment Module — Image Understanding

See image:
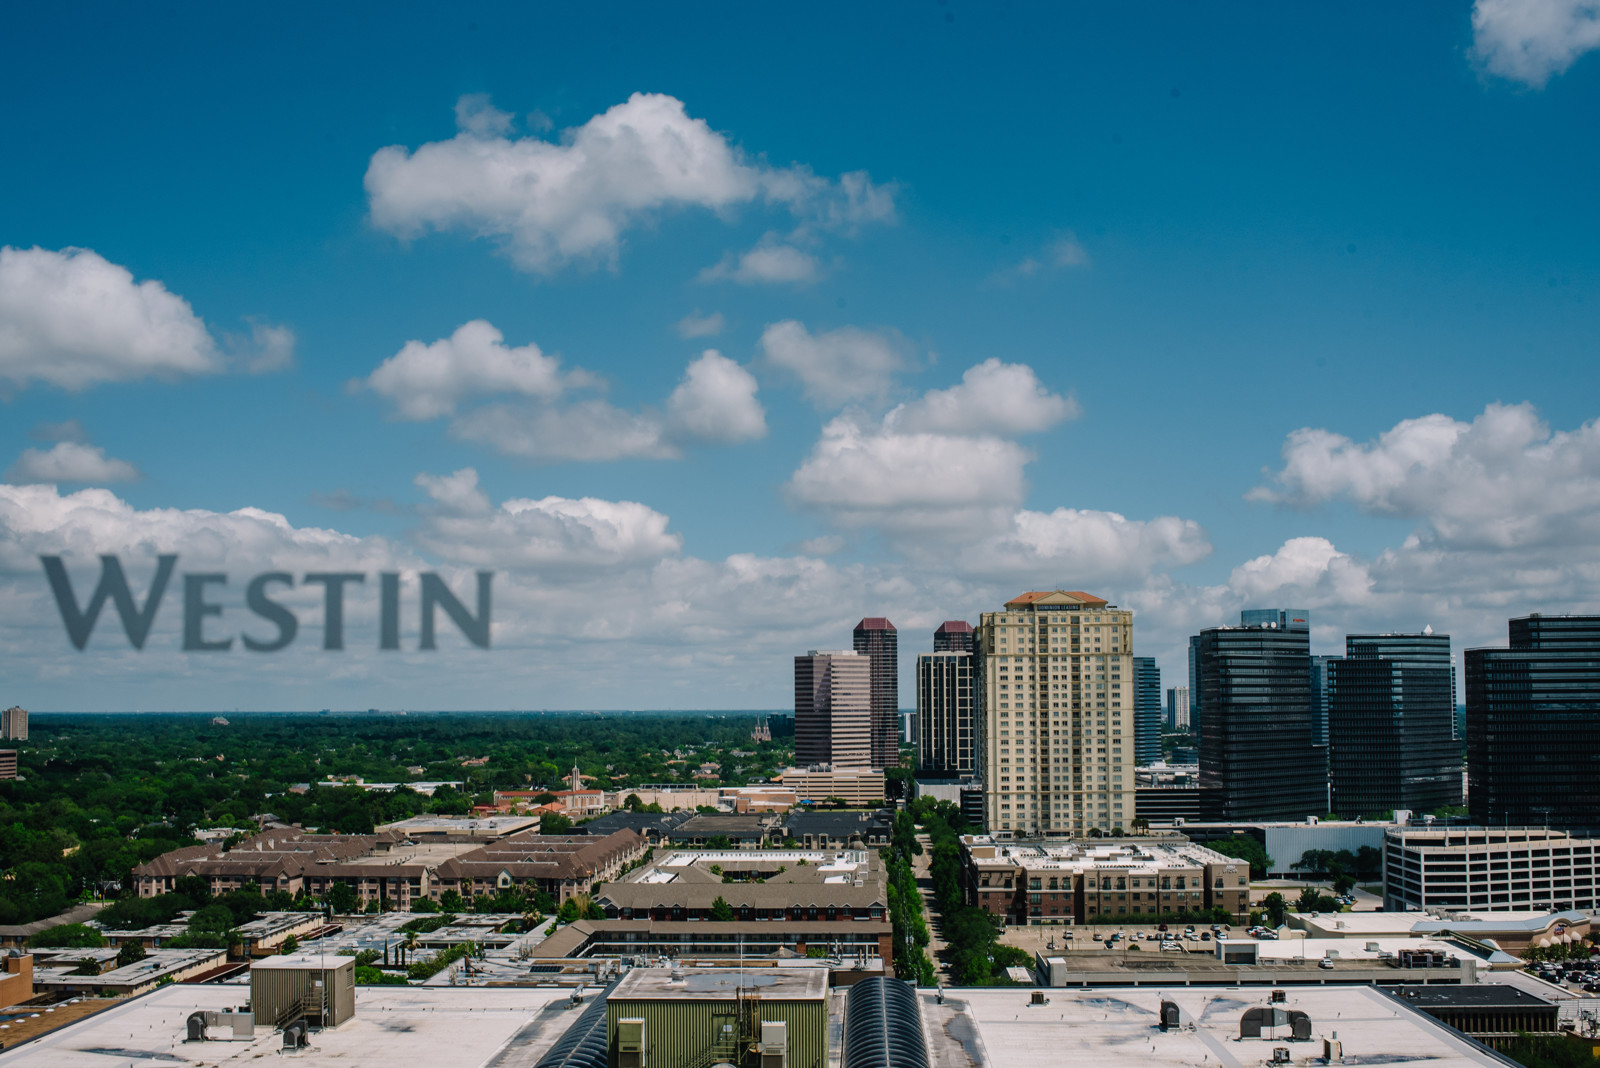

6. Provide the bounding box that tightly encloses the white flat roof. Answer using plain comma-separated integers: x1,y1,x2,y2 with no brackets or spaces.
0,984,588,1068
250,954,355,971
929,985,1509,1068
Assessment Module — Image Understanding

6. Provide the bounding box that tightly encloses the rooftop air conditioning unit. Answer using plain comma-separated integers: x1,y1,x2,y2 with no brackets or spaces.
618,1017,647,1068
760,1020,789,1068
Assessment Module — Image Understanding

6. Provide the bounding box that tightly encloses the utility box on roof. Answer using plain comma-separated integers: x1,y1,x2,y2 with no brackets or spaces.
606,968,826,1068
249,954,355,1029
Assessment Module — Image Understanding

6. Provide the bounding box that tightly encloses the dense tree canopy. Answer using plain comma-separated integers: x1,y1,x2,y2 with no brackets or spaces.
0,711,792,926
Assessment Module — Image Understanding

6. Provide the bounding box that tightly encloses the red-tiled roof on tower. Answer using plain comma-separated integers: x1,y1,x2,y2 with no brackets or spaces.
854,617,895,631
1005,590,1109,608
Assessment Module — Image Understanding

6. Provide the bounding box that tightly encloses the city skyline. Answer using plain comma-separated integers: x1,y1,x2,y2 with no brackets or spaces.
6,5,1600,710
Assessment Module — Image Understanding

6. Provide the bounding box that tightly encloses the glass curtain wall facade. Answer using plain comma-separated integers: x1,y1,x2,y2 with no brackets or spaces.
852,618,899,770
1133,657,1161,766
1328,633,1462,819
1196,617,1323,821
1466,615,1600,832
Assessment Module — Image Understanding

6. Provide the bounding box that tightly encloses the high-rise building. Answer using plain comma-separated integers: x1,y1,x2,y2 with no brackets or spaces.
1328,632,1462,819
1196,611,1323,821
933,620,975,653
794,650,872,768
1187,636,1202,739
852,618,900,770
1466,615,1600,831
1133,657,1161,767
0,707,27,742
1309,656,1334,749
1166,686,1190,730
917,649,977,776
978,590,1133,837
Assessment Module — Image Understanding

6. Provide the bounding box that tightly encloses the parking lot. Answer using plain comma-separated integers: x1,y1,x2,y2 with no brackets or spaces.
1001,921,1251,955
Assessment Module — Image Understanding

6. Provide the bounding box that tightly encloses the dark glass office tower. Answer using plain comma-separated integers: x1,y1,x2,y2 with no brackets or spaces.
1133,656,1161,766
1196,616,1323,820
1467,615,1600,831
1328,632,1461,818
1309,655,1334,748
853,617,900,769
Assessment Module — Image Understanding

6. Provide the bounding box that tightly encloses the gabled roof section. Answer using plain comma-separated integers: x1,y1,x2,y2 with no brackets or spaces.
854,617,895,631
1005,590,1108,609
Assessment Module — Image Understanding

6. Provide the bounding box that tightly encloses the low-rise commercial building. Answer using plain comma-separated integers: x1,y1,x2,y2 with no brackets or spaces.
778,765,886,806
541,848,893,964
780,809,892,849
665,813,778,849
962,836,1251,925
1384,826,1600,913
131,827,645,908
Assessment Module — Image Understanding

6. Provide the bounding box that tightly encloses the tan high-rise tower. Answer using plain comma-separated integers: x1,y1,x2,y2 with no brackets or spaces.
978,591,1134,838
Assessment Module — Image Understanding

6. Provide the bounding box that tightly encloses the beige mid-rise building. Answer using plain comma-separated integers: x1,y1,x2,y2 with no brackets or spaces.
794,650,872,768
1,707,27,742
979,590,1134,837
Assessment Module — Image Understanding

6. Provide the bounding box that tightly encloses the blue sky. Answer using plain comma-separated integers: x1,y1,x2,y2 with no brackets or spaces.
3,2,1600,710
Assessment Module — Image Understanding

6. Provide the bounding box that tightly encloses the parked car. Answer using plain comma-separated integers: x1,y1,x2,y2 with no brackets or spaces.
1200,932,1212,941
1157,923,1169,932
1319,959,1335,970
1161,941,1181,951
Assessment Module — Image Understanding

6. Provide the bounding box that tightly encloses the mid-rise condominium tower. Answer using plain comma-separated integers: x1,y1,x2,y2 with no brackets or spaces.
794,650,872,768
1467,615,1600,831
852,618,900,770
979,590,1133,837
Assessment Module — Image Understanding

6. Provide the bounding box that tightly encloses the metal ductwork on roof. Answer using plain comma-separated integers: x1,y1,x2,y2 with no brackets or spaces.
840,977,930,1068
533,987,610,1068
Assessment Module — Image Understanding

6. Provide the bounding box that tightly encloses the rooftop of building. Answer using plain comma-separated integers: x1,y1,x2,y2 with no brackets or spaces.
600,849,881,909
935,619,974,633
0,983,589,1068
1389,984,1557,1009
853,617,895,631
963,836,1246,873
610,965,828,1001
375,815,542,837
250,953,356,971
923,984,1509,1068
780,808,892,834
1004,590,1109,608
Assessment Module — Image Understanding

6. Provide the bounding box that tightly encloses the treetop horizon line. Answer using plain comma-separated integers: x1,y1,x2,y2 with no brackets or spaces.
39,554,492,652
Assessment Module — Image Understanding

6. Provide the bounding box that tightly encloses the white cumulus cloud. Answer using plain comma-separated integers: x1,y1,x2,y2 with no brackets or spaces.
1473,0,1600,87
887,358,1078,436
362,319,585,421
700,241,820,285
6,442,141,485
787,415,1031,538
665,351,766,443
1251,402,1600,550
0,246,221,391
365,92,894,274
759,320,907,408
675,311,725,339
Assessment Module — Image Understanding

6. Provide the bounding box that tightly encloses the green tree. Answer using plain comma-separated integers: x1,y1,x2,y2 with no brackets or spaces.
439,889,466,913
1210,835,1273,878
710,896,734,922
115,941,147,968
326,881,360,914
1262,892,1288,927
28,924,105,949
280,934,298,954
